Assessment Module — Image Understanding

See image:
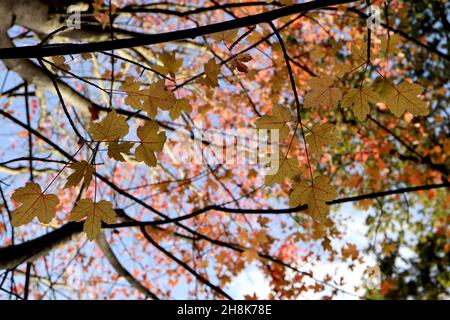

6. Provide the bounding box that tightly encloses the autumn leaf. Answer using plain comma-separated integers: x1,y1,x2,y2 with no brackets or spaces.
89,109,129,142
169,98,192,120
305,123,340,154
303,76,342,110
199,58,221,88
255,104,293,139
64,160,94,189
141,79,176,118
107,141,134,162
342,243,359,260
383,81,429,117
51,56,70,73
135,120,167,167
365,265,381,279
69,199,116,240
242,248,259,263
289,176,337,223
94,12,110,29
264,153,300,185
380,33,401,55
230,53,253,73
342,86,381,121
351,43,367,66
119,76,143,109
443,138,450,156
152,51,183,78
81,52,93,60
10,183,59,226
333,63,351,78
210,29,238,43
253,230,269,245
382,241,396,256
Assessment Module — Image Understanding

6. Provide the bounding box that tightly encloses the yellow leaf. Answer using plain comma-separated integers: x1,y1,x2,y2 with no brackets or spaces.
242,248,259,263
380,33,401,55
169,98,192,120
255,104,293,139
303,76,342,110
264,153,300,185
152,51,183,78
107,141,134,162
119,76,142,109
342,243,359,260
305,123,340,154
382,242,396,256
342,87,381,121
289,176,337,223
351,43,367,66
135,120,167,167
199,58,221,88
89,109,129,142
384,81,429,117
253,230,268,245
311,46,325,60
210,29,238,43
64,160,94,189
141,79,176,118
10,183,59,226
333,63,351,78
69,199,116,240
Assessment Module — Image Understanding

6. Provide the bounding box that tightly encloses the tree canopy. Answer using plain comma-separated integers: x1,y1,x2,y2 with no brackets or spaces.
0,0,448,300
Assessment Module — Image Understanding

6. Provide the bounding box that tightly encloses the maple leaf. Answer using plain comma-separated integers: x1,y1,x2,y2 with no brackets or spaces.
51,56,70,73
264,153,300,185
210,29,238,43
152,51,183,78
242,248,259,263
89,109,129,142
305,123,340,154
380,279,396,295
169,98,192,120
199,58,221,88
69,199,116,240
380,33,401,55
107,141,134,162
255,104,293,139
383,81,429,117
141,79,176,118
342,86,381,121
10,183,59,226
119,76,143,109
342,243,359,260
135,120,167,167
64,160,94,189
303,76,342,110
382,241,396,256
289,176,337,223
333,63,351,78
230,53,253,73
253,230,269,245
350,43,368,66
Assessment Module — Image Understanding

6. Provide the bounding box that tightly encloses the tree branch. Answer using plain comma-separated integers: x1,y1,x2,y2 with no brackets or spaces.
96,232,159,300
0,0,360,59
